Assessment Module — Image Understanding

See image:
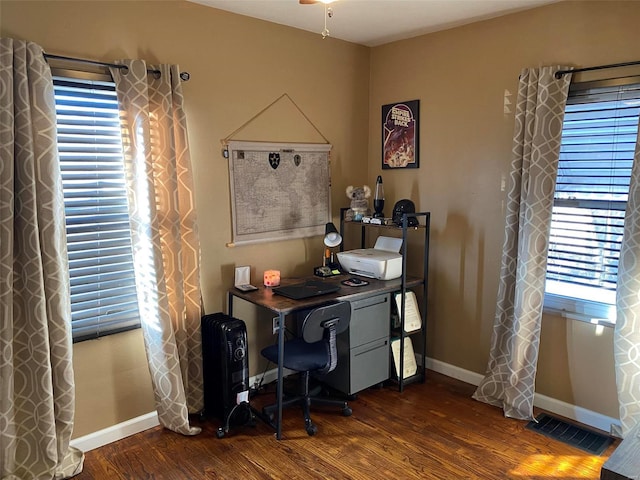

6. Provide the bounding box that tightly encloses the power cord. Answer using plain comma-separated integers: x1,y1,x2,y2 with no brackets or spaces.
249,326,296,397
250,360,271,397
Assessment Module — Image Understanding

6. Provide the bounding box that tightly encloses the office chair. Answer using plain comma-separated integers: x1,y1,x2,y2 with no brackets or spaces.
261,301,352,436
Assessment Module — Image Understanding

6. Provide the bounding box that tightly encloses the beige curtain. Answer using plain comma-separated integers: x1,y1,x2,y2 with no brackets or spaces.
473,66,572,420
0,38,84,478
614,117,640,438
110,60,203,435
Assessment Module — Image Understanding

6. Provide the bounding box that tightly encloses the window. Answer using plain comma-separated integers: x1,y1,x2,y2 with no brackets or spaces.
53,70,141,342
545,77,640,324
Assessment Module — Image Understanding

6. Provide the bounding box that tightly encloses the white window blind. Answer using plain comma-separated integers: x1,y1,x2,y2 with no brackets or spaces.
545,78,640,322
53,71,141,342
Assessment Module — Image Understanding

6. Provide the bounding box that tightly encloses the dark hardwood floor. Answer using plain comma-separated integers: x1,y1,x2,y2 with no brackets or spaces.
73,371,617,479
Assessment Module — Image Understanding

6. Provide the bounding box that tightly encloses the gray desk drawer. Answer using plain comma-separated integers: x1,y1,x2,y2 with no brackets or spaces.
349,338,389,394
350,293,390,347
323,337,389,395
320,292,391,396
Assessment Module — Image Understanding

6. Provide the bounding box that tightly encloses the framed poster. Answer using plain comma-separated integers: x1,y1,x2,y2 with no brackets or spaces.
382,99,419,169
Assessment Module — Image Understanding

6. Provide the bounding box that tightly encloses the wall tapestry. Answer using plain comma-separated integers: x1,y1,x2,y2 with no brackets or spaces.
227,141,332,246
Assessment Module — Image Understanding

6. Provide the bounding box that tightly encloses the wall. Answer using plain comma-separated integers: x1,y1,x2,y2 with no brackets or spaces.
0,0,370,437
369,0,640,421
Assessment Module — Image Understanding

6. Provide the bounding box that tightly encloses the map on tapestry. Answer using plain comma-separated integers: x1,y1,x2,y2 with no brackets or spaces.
227,141,332,245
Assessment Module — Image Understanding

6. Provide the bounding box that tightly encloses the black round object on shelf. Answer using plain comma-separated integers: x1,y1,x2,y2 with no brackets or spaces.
392,199,419,227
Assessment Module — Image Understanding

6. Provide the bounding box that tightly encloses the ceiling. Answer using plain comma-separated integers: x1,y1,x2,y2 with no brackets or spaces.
189,0,558,47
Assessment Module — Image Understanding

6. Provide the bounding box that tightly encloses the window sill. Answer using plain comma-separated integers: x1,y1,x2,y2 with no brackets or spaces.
544,292,616,328
543,306,615,329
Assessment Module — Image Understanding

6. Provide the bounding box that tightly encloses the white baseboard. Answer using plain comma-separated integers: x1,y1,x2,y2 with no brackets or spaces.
68,369,286,453
533,391,621,435
250,366,295,390
70,357,621,451
70,411,159,452
422,355,621,434
424,356,484,385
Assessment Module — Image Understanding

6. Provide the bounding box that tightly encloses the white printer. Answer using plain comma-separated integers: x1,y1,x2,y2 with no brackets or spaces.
337,236,403,280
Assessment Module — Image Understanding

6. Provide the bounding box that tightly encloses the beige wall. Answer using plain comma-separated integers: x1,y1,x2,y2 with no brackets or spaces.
369,0,640,420
2,0,639,438
72,330,155,437
1,0,370,437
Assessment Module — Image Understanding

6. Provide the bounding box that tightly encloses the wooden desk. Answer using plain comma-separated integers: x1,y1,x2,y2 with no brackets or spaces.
228,274,423,440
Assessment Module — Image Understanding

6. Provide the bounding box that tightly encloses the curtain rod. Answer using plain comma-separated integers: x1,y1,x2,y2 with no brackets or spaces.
555,60,640,79
43,53,191,81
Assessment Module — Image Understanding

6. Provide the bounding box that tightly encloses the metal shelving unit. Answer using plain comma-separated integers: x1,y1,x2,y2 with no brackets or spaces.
339,208,430,392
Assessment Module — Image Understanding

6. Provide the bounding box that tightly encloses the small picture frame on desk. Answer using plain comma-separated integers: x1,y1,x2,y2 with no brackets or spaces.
234,265,258,291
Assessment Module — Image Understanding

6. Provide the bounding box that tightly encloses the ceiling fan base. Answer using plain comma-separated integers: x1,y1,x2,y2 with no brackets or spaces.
300,0,337,4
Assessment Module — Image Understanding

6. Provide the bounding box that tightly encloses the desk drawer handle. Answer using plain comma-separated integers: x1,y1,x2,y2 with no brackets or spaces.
352,294,388,311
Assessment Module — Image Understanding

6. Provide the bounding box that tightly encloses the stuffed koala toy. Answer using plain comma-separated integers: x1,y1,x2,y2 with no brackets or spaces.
345,185,372,221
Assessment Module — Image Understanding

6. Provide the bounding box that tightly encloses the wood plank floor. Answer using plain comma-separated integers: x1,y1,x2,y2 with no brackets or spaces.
73,371,618,479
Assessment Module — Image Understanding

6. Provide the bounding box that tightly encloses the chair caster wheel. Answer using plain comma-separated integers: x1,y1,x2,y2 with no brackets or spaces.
342,406,352,417
216,428,225,439
306,423,318,436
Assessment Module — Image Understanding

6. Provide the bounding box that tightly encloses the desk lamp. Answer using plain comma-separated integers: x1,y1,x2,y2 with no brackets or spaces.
314,222,342,277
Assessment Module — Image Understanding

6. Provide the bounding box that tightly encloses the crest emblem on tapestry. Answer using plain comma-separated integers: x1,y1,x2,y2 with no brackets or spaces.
269,152,280,169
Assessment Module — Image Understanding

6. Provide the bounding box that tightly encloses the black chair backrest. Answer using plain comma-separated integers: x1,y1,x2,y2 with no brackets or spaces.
300,301,351,374
300,301,351,344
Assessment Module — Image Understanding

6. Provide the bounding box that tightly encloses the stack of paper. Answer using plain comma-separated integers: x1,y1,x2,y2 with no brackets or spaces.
391,336,417,380
394,291,421,332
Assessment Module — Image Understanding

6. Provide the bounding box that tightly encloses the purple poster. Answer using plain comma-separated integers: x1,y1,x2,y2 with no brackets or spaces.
382,100,419,169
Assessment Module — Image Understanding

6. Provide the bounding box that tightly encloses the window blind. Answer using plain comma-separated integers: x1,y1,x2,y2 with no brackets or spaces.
53,73,141,342
546,79,640,308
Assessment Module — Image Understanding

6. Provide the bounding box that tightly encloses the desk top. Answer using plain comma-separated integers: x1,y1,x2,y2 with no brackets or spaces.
229,274,423,315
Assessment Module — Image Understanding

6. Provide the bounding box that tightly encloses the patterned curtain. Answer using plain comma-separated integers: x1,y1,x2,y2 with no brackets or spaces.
110,60,203,435
473,66,572,420
0,38,84,478
614,118,640,438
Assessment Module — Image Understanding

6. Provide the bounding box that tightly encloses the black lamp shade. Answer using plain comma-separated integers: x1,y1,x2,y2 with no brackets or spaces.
323,222,342,248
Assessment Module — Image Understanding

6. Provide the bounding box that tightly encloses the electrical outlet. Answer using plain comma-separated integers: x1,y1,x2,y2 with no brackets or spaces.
272,316,279,335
